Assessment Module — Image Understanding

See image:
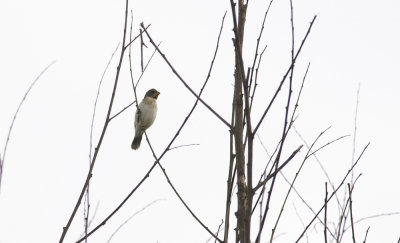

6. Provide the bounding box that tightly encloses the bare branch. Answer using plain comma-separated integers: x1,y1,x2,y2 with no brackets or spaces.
288,62,310,130
351,83,361,184
85,43,120,241
77,201,100,240
123,24,151,50
249,44,268,111
140,23,232,129
135,42,160,89
0,61,56,192
345,212,400,231
215,220,224,243
348,184,356,243
140,29,144,72
224,89,236,243
252,145,302,193
109,101,136,121
324,183,328,243
144,132,223,243
307,135,349,159
205,220,224,243
168,143,200,151
337,174,361,243
248,0,274,94
362,226,370,243
293,203,309,243
106,199,165,243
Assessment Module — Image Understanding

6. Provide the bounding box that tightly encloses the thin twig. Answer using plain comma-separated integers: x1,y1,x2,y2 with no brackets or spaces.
307,135,349,159
290,62,310,121
338,84,362,241
123,24,151,50
344,212,400,231
324,182,328,243
215,220,224,243
337,174,361,243
77,201,100,240
128,10,137,104
0,61,56,192
84,42,120,242
106,199,165,243
140,29,144,72
248,0,274,113
205,222,225,243
248,0,274,94
254,134,282,190
294,142,370,242
348,183,356,243
252,145,302,193
224,75,237,243
129,12,140,110
251,135,283,214
135,42,160,89
362,226,370,243
293,203,309,243
258,172,266,242
59,1,130,241
253,15,317,135
249,44,268,111
336,185,351,242
351,83,361,185
168,143,200,151
109,101,136,121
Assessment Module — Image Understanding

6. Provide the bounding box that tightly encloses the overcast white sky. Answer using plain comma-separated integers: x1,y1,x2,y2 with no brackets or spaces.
1,0,399,242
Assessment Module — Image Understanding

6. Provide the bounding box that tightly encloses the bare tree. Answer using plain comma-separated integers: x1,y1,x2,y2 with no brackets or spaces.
62,1,373,242
5,1,392,243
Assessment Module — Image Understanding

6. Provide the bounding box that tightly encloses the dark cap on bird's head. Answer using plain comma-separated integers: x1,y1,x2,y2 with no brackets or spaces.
145,88,160,99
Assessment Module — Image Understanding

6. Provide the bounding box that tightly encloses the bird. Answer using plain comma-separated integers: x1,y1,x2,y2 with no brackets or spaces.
131,88,160,150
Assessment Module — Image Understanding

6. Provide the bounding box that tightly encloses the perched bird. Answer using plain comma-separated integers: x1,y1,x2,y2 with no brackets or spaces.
131,88,160,150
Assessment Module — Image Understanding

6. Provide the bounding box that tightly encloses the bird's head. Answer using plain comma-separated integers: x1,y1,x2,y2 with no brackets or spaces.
145,88,160,99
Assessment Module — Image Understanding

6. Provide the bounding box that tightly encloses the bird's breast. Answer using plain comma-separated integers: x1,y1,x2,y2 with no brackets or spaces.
135,98,157,129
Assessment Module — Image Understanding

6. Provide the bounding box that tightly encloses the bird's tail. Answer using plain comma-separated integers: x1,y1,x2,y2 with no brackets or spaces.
131,133,143,150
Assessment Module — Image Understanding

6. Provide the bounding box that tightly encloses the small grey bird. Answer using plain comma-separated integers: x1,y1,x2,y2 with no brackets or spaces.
131,88,160,150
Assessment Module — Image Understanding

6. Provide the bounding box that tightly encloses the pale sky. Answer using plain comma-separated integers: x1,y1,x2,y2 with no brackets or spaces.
1,0,399,242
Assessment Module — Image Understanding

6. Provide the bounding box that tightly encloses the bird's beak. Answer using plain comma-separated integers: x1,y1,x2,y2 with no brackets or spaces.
155,91,160,98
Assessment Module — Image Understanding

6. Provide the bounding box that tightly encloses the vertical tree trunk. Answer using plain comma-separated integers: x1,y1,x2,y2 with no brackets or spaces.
233,1,248,242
